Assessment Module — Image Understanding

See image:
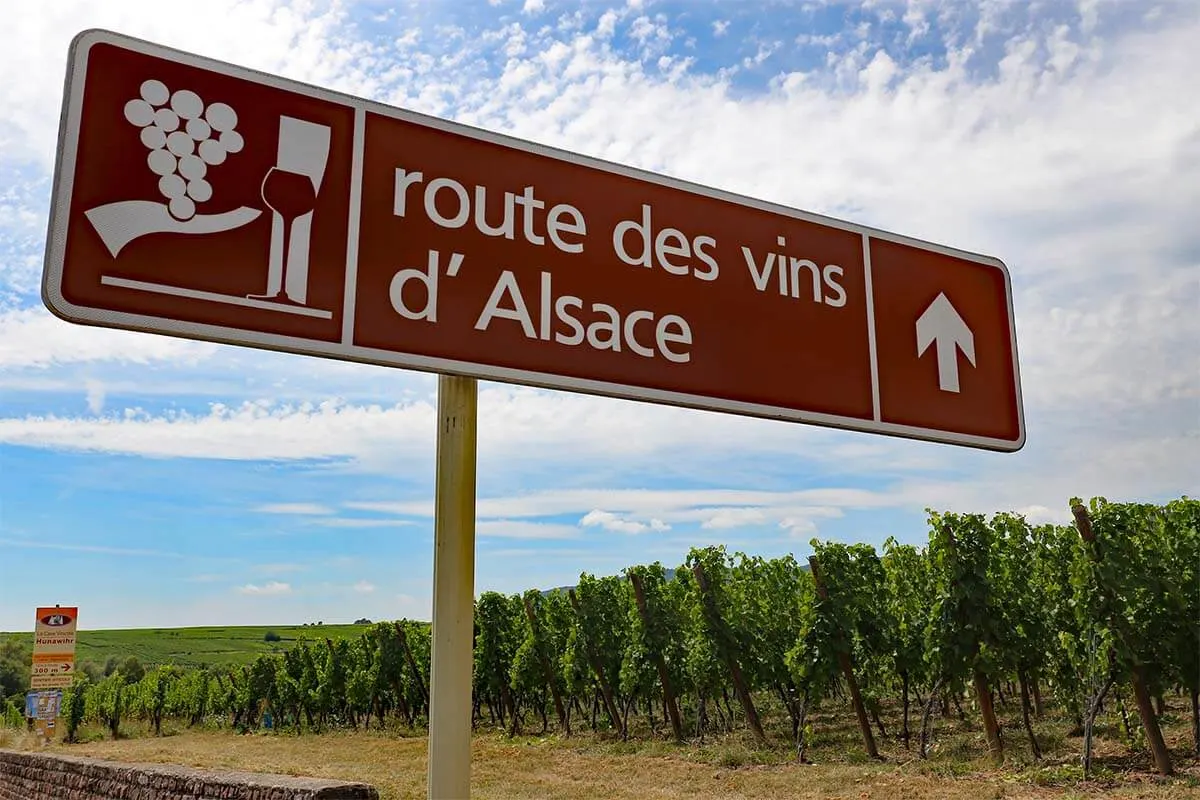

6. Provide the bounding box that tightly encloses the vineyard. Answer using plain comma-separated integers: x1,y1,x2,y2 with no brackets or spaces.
23,495,1200,781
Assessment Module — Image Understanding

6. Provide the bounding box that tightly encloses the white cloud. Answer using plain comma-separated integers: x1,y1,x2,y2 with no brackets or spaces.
0,385,943,482
352,580,376,594
742,42,777,69
0,399,433,462
84,380,106,414
700,507,767,530
0,172,48,294
580,509,670,535
236,581,292,596
892,429,1200,523
1012,504,1069,525
778,516,819,537
302,517,418,529
0,537,185,558
477,519,582,539
0,307,218,370
483,546,616,561
628,14,672,50
712,20,729,37
352,486,896,521
3,2,1190,439
254,503,334,515
355,487,861,545
0,0,382,170
596,10,619,38
0,192,40,229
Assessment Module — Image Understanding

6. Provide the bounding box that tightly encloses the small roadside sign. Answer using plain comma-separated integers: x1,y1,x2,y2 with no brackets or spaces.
31,606,77,690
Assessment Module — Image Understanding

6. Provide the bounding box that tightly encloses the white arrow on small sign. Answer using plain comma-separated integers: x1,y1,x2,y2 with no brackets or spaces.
916,292,976,393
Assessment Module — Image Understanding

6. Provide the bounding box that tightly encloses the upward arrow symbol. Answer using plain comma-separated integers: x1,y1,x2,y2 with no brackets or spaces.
916,293,976,393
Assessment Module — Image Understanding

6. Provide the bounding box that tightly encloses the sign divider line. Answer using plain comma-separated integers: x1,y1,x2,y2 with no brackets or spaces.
341,107,366,346
862,233,881,423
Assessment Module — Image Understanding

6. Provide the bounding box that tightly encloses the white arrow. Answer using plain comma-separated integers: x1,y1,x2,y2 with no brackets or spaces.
916,292,976,393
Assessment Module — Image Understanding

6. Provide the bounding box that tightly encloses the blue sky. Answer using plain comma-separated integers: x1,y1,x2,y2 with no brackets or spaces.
1,0,1197,631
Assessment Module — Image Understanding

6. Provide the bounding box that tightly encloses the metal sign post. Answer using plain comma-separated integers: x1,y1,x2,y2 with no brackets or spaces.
428,374,478,799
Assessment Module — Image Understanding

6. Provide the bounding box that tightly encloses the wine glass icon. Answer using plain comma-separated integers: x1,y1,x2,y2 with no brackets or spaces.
254,167,318,303
248,116,332,306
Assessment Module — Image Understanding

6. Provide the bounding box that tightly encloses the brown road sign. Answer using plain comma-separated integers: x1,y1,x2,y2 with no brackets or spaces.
43,29,1024,451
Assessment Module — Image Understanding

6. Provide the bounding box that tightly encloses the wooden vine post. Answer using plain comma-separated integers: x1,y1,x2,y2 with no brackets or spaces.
808,554,879,759
690,559,767,744
522,593,569,735
627,570,685,741
939,524,1004,765
567,588,625,737
395,621,429,714
972,669,1004,765
1071,502,1174,776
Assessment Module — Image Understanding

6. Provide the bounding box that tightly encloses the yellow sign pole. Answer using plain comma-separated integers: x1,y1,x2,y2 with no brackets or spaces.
427,374,478,800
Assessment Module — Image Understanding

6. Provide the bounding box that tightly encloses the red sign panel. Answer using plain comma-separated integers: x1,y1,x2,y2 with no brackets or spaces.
43,30,1024,451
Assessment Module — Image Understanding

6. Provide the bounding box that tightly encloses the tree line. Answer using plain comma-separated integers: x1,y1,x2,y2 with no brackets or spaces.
9,495,1197,776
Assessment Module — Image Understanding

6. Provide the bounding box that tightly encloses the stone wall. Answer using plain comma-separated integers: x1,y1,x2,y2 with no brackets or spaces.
0,749,379,800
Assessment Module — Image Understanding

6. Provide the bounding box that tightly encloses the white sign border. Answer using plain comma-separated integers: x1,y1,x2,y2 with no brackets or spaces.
42,28,1026,453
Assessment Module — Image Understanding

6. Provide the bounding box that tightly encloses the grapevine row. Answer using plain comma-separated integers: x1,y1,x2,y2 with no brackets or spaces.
50,495,1198,775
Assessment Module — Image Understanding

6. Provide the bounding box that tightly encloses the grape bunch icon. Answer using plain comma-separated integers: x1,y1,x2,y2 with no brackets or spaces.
86,71,333,318
123,80,244,221
86,76,264,258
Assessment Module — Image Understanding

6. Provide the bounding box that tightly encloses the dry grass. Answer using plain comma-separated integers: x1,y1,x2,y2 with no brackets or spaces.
14,725,1193,800
11,693,1200,799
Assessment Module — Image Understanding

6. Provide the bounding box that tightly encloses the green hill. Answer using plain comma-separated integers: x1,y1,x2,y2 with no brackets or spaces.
0,623,372,670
